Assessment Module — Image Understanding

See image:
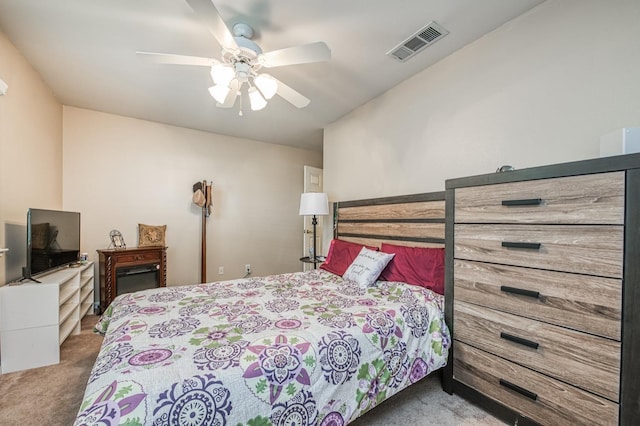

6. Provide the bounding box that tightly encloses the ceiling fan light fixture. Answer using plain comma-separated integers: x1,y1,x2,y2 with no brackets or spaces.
234,62,251,82
248,86,267,111
141,3,331,113
209,84,230,104
210,63,234,86
254,73,278,100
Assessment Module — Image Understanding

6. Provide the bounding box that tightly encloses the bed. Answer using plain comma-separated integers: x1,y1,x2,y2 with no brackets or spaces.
74,192,449,425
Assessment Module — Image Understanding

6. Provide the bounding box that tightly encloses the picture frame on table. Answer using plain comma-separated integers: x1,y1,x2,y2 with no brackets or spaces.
109,229,126,249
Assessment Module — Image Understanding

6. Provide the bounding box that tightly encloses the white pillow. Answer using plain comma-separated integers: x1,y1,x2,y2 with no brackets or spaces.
343,247,395,288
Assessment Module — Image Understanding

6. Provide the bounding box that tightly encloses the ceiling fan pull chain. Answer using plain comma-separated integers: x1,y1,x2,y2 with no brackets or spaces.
238,89,244,116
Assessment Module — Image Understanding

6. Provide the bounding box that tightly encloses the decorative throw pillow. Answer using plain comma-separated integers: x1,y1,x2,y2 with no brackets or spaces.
379,243,445,295
320,239,378,276
138,224,166,247
343,247,395,288
31,222,50,250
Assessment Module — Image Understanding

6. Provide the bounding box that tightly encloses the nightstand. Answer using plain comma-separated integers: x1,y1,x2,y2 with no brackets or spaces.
299,255,326,269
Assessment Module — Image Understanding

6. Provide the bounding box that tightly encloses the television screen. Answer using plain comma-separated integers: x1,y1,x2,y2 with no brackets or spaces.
26,208,80,278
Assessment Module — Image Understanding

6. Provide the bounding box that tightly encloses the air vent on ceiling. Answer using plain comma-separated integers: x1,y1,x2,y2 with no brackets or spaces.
387,21,449,62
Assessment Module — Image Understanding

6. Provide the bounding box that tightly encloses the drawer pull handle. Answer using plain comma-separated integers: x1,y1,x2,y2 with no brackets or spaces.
500,332,540,349
499,379,538,401
500,286,540,299
501,198,542,206
501,241,541,250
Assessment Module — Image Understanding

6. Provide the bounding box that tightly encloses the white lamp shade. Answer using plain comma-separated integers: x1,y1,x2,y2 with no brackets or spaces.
248,86,267,111
210,63,235,87
208,84,230,103
299,192,329,216
254,73,278,99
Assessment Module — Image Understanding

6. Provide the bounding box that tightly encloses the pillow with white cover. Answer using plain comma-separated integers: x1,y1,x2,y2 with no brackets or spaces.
343,247,395,288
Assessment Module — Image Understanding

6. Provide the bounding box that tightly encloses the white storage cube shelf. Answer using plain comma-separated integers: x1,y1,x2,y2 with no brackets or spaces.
0,262,94,373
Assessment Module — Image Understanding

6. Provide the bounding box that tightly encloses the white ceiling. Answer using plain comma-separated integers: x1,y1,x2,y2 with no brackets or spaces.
0,0,545,151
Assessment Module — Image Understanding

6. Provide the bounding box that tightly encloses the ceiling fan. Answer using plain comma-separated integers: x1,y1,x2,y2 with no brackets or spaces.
137,0,331,115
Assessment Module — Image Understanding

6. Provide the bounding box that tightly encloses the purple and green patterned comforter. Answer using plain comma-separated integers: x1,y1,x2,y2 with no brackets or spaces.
75,269,450,425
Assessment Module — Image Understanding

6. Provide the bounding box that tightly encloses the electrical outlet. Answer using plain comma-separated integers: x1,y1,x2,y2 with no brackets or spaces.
218,266,224,275
245,264,251,274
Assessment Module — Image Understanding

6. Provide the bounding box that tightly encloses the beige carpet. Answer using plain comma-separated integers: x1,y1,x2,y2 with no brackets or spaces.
350,377,505,426
0,314,503,425
0,314,103,426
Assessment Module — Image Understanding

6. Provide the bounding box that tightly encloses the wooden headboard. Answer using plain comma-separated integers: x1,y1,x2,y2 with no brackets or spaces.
333,191,445,248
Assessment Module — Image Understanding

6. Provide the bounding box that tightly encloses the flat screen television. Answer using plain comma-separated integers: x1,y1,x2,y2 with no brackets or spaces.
23,208,81,281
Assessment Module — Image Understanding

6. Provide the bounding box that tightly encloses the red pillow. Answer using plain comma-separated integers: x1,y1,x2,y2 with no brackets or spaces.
379,243,445,295
320,239,378,276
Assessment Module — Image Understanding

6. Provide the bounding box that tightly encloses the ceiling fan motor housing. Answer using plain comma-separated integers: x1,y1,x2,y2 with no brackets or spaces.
222,38,263,78
232,22,253,39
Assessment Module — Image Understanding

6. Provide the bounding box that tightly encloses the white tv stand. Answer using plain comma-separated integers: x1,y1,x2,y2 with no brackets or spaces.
0,262,95,373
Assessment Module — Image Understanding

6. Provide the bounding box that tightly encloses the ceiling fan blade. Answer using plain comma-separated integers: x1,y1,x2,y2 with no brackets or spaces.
136,51,215,66
217,80,240,108
186,0,238,51
260,42,331,68
273,78,310,108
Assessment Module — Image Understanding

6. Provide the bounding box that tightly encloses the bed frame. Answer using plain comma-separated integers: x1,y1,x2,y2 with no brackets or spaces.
333,191,446,249
332,190,448,403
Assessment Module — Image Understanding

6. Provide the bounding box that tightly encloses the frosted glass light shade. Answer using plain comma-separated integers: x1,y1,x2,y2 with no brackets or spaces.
254,73,278,99
208,85,230,103
210,64,235,86
299,192,329,216
248,87,267,111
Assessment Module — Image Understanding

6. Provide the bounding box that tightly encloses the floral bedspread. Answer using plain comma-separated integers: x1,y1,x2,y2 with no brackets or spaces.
75,269,450,426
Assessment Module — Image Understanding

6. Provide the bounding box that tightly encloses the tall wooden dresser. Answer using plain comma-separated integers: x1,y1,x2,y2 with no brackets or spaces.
443,154,640,425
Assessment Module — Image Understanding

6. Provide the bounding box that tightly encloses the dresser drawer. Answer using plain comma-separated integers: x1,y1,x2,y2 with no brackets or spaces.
454,260,621,339
453,341,618,426
454,301,620,401
454,224,623,278
454,172,625,224
112,251,161,264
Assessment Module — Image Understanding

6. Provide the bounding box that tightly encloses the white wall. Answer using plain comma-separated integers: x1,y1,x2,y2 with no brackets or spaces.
324,0,640,202
0,31,63,284
63,107,322,287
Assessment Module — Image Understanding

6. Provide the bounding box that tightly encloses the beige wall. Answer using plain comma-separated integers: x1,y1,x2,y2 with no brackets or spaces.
0,29,321,287
0,31,63,284
63,107,322,287
324,0,640,202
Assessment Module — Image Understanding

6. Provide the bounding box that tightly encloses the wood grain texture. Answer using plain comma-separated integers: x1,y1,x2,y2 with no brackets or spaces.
338,222,444,240
335,195,445,248
454,259,621,340
97,247,167,313
453,342,618,426
454,224,623,278
338,200,445,221
338,236,444,249
446,155,640,424
454,301,620,401
455,172,624,224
